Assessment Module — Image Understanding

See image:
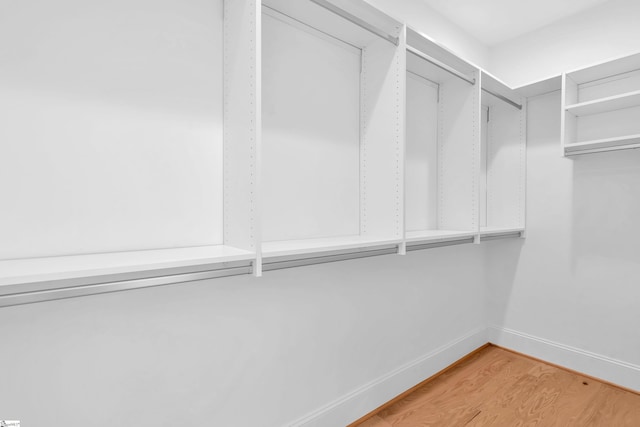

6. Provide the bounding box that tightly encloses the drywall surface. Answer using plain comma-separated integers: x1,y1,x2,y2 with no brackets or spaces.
0,246,485,427
0,0,224,259
486,91,640,390
489,0,640,87
365,0,490,69
261,11,361,242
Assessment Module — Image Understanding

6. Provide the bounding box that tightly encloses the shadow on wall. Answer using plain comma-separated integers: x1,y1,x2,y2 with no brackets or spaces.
571,149,640,283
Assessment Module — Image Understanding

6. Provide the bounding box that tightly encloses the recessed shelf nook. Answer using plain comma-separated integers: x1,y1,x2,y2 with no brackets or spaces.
260,0,405,259
404,28,481,247
480,72,527,239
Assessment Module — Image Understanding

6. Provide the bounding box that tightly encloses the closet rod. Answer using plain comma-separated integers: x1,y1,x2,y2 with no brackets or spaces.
480,231,523,241
407,237,474,252
407,70,440,88
0,265,252,308
263,246,399,272
482,88,523,110
309,0,399,46
407,46,476,86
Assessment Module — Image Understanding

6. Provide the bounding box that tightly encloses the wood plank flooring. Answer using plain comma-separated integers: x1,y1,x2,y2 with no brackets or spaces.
351,345,640,427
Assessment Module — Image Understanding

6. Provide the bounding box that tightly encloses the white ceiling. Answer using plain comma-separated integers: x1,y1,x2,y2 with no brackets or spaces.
421,0,611,45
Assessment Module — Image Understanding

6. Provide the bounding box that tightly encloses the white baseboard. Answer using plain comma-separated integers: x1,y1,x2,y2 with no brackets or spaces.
287,326,639,427
488,325,640,392
286,327,488,427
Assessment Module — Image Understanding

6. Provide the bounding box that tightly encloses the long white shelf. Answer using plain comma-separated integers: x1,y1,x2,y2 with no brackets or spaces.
406,230,477,243
0,245,255,288
565,134,640,155
262,235,402,258
565,90,640,117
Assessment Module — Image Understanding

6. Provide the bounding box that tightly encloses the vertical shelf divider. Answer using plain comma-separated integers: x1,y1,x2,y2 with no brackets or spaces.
224,0,262,275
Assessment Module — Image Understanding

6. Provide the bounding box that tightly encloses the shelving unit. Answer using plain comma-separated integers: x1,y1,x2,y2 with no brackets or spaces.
404,28,481,247
260,0,405,260
0,0,259,294
562,52,640,156
0,0,533,304
480,72,527,239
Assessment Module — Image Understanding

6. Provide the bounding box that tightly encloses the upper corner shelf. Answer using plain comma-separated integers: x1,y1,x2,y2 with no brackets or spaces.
481,71,523,110
514,75,562,99
562,52,640,156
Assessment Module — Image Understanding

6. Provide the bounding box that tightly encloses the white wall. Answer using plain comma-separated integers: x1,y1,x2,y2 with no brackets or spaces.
0,2,491,426
365,0,490,69
486,91,640,390
261,12,361,242
8,1,640,426
0,0,225,259
489,0,640,87
0,246,486,427
485,0,640,390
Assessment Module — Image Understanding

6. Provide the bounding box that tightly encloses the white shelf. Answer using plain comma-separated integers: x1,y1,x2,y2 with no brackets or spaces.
567,51,640,85
515,75,562,98
480,226,525,237
562,52,640,155
482,71,522,109
0,245,255,288
406,28,478,83
406,230,477,243
262,236,401,258
263,0,401,48
565,90,640,117
564,134,640,155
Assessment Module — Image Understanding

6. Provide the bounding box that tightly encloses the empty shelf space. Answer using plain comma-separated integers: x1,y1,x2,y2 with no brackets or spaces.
565,134,640,155
406,230,477,243
261,236,401,258
0,245,255,289
565,90,640,116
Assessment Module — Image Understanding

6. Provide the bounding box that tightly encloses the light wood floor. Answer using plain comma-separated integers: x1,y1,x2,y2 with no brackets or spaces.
352,345,640,427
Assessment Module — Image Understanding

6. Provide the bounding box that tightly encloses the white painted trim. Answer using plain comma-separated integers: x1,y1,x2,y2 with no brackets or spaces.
287,326,640,427
488,325,640,392
285,327,488,427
